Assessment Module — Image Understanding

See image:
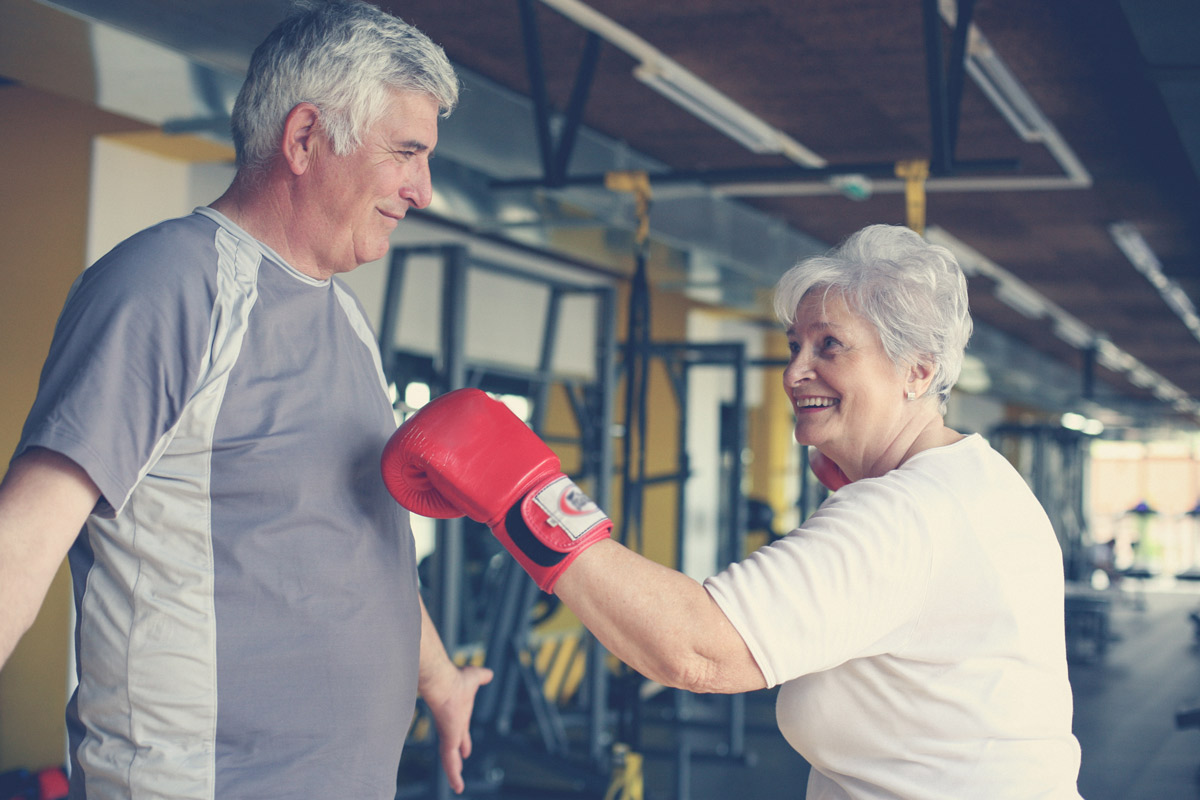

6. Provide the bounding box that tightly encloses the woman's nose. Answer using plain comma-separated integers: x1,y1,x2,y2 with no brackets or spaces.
783,351,813,387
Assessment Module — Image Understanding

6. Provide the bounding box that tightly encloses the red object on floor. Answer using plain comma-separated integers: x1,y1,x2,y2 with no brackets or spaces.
36,768,68,800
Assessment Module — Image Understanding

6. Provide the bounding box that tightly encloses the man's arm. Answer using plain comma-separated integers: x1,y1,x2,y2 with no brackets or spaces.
0,448,100,671
417,597,493,795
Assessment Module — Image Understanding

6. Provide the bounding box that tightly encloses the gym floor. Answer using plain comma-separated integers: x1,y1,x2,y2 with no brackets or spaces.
1070,588,1200,800
402,588,1200,799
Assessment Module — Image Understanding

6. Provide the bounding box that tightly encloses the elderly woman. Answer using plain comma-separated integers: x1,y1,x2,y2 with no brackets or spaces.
383,224,1084,798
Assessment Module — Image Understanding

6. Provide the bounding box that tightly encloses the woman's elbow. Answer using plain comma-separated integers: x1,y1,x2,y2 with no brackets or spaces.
655,651,762,695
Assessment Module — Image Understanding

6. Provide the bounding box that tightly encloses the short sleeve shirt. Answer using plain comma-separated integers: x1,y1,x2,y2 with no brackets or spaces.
17,208,421,800
705,435,1083,799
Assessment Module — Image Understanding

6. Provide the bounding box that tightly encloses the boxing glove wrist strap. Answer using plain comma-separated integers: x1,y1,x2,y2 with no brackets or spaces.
495,476,611,592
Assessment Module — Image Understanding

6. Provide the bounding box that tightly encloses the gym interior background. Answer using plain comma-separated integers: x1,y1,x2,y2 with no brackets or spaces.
2,1,1200,798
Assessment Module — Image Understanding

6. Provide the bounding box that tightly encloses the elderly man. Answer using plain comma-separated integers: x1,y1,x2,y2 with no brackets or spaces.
0,2,490,797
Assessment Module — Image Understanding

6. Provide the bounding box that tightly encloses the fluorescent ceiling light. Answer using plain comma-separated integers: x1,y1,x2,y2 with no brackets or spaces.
1129,366,1157,389
964,46,1050,143
1053,317,1095,350
1154,383,1185,403
936,0,1051,144
937,0,1091,188
539,0,826,168
1095,339,1135,374
994,281,1046,319
1061,412,1086,430
633,59,824,165
1110,221,1200,343
1060,412,1103,436
927,226,1199,421
634,60,779,153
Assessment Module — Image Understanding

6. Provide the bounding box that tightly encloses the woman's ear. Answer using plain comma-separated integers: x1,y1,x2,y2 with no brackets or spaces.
906,361,935,398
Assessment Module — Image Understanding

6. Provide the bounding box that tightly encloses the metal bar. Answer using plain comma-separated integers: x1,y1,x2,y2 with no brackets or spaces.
798,445,813,522
517,0,556,182
619,246,652,552
674,361,689,574
532,286,564,431
551,31,603,185
377,248,408,378
434,245,469,648
431,245,469,800
727,349,747,759
491,157,1018,190
673,354,693,800
477,561,530,725
922,0,952,174
945,0,978,159
588,284,618,768
1082,345,1096,400
511,623,570,755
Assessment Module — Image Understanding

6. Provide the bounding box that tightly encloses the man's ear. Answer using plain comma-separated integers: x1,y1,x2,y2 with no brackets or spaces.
281,102,321,176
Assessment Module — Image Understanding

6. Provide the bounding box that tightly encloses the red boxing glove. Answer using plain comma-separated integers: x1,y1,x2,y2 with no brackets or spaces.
809,449,851,491
381,388,611,593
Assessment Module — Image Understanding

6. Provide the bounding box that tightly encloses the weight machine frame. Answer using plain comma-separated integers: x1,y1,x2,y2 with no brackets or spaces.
379,244,618,798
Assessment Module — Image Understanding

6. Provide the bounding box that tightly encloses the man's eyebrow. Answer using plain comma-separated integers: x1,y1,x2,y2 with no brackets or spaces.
394,139,431,153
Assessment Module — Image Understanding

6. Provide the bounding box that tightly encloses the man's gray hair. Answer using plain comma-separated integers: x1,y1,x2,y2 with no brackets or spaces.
231,0,459,173
773,224,973,412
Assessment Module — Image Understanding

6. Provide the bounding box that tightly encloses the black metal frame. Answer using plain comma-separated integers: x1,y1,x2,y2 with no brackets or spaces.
495,0,1007,193
988,422,1093,583
380,244,618,798
609,340,757,799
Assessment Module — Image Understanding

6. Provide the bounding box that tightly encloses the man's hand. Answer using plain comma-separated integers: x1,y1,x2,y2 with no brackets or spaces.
424,664,494,794
417,597,494,794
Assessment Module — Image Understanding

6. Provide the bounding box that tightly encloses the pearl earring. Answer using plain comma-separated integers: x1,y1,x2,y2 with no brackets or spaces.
906,391,917,400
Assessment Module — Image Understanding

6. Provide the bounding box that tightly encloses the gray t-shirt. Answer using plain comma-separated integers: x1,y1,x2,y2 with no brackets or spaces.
18,208,420,799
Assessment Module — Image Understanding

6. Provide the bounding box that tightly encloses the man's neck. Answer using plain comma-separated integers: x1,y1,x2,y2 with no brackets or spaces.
209,175,327,280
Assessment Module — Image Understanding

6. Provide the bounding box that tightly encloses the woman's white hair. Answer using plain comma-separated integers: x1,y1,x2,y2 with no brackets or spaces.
231,0,459,174
773,224,973,412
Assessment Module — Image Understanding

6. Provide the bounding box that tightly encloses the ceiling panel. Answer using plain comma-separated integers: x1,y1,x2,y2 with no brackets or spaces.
12,0,1200,427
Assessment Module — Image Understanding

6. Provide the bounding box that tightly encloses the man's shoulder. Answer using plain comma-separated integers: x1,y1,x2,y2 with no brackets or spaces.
105,211,220,263
82,212,222,293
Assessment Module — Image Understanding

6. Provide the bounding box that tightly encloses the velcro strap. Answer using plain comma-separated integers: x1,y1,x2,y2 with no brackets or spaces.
526,476,609,541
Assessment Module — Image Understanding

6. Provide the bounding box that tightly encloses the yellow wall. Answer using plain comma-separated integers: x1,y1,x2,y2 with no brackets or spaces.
605,281,689,568
0,84,148,771
748,327,796,544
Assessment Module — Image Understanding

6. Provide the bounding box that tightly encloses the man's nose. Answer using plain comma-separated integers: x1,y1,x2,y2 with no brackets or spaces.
401,162,433,209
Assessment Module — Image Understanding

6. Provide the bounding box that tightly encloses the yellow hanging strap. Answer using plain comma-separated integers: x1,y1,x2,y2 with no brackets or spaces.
603,743,644,800
604,170,653,250
894,159,930,235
